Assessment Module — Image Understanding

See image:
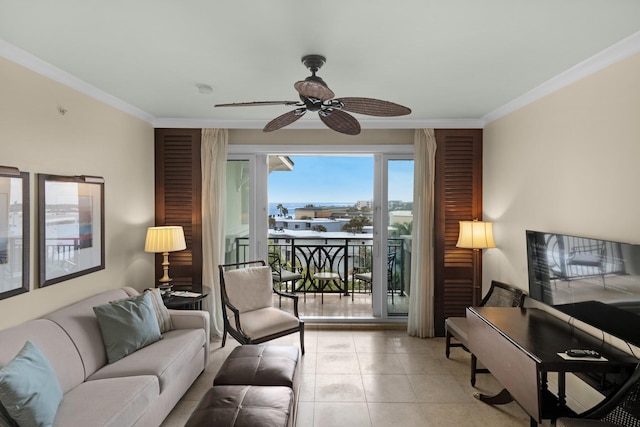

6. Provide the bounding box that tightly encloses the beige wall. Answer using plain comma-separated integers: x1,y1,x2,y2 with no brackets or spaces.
483,52,640,292
0,57,155,330
483,51,640,411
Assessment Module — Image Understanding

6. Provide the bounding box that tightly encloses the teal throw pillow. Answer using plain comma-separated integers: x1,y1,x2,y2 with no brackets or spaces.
0,341,63,427
93,292,162,364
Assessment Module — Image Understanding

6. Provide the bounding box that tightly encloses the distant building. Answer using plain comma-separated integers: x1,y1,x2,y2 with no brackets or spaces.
389,210,413,226
273,217,350,233
357,200,373,210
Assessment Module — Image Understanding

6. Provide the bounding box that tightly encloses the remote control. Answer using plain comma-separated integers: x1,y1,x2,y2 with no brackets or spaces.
565,349,600,358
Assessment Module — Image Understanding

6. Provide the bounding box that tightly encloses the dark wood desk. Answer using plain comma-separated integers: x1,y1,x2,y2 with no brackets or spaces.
467,307,638,426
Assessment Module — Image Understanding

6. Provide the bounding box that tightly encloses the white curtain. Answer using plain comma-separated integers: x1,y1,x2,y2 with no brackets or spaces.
201,128,228,339
407,129,437,338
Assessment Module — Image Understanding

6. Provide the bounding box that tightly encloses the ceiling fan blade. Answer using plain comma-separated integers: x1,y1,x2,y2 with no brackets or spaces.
319,109,361,135
335,97,411,117
294,80,335,101
215,101,300,107
263,109,306,132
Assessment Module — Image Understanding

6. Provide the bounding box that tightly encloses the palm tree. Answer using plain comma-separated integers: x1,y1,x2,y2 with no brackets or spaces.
392,221,413,236
276,203,285,217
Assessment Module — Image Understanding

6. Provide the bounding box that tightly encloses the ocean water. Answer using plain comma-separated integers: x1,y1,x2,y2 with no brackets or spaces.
268,202,354,216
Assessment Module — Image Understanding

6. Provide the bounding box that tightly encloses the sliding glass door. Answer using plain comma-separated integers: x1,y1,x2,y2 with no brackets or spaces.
227,145,413,320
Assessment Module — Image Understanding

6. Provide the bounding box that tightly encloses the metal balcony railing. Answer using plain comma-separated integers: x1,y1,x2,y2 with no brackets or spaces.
233,236,406,297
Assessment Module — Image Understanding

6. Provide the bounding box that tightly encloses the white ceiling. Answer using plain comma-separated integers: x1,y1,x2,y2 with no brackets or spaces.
1,0,640,130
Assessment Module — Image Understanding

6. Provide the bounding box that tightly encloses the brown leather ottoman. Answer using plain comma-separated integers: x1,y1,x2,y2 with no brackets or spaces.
184,385,294,427
214,345,300,391
186,345,301,427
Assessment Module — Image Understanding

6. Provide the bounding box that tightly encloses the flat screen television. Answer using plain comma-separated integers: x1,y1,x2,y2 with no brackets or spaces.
526,230,640,348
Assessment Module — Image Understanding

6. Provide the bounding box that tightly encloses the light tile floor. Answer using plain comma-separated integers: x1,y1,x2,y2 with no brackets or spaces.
161,327,534,427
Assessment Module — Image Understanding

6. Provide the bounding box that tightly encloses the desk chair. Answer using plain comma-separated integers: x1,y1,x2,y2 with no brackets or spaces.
218,260,305,354
557,364,640,427
444,280,525,385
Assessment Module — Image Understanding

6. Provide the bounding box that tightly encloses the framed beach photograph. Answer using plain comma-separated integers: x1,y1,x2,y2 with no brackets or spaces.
38,174,105,287
0,170,30,300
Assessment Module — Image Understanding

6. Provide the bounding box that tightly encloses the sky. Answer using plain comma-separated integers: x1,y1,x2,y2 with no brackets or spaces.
268,156,413,204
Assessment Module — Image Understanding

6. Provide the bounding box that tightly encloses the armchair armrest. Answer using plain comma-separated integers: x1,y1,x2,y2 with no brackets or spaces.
272,289,301,318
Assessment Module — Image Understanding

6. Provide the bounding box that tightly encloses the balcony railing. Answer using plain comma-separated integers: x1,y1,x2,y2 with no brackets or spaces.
232,236,407,297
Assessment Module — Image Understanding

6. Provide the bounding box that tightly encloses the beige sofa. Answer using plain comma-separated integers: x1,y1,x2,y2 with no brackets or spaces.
0,287,210,427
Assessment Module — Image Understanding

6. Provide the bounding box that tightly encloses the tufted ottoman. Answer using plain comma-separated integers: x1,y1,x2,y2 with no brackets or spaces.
185,385,294,427
186,345,301,427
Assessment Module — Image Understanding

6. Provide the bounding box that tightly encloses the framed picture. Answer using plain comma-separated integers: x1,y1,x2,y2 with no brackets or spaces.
0,170,29,300
38,174,105,287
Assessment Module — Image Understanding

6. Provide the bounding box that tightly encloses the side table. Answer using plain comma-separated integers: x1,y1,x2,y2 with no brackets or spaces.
163,292,208,310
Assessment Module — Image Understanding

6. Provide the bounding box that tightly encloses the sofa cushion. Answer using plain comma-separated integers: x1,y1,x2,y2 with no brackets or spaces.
0,319,84,394
0,341,63,427
54,376,158,427
45,288,134,378
87,328,206,393
93,292,162,364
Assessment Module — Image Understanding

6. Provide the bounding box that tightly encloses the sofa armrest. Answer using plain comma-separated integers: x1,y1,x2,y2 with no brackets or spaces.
169,309,210,334
169,309,210,367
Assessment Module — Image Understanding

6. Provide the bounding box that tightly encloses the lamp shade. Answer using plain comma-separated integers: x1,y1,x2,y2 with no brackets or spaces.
144,226,186,253
456,221,496,249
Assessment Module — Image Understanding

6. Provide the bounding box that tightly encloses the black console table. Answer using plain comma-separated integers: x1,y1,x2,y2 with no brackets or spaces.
467,307,638,426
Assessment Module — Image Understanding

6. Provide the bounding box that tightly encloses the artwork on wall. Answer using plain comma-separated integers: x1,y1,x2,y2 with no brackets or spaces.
0,169,30,300
38,174,105,287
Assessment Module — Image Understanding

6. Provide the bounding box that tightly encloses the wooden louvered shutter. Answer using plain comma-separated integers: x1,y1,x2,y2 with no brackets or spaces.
154,128,203,291
433,129,483,336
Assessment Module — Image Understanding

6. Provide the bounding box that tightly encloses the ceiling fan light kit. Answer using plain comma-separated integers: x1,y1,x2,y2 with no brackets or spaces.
215,54,411,135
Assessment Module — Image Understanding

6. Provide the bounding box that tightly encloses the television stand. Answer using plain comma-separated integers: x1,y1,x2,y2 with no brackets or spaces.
467,307,637,426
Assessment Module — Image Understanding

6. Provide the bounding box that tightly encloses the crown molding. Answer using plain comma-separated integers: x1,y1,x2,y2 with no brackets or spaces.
0,39,155,123
483,30,640,125
4,29,639,131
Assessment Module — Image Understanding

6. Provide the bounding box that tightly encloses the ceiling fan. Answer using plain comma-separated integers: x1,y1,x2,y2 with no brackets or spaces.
215,55,412,135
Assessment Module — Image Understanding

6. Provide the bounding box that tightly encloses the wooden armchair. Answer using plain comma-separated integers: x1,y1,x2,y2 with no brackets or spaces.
444,280,526,385
218,260,305,354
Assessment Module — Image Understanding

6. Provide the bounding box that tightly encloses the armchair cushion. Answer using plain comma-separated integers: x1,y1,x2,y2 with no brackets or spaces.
230,308,300,340
224,266,273,313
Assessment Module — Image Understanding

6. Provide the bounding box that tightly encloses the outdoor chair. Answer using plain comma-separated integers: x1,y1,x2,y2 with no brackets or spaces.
218,260,305,354
556,363,640,427
444,280,526,385
354,252,398,303
268,251,303,307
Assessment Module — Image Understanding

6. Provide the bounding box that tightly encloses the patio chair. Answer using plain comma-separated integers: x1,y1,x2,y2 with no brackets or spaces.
218,260,305,354
353,252,398,303
444,280,525,385
268,251,303,307
556,363,640,427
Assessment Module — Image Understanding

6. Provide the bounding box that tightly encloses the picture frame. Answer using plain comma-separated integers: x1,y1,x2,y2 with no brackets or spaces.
38,174,105,287
0,170,30,300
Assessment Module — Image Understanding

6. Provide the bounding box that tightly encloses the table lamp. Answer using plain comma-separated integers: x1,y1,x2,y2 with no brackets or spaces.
145,226,186,283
